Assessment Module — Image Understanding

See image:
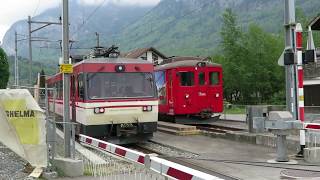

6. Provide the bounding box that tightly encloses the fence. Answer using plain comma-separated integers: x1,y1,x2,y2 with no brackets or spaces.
10,85,77,168
222,104,320,122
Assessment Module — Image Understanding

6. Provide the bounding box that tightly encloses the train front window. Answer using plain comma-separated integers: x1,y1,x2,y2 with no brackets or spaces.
209,72,219,85
87,73,156,99
179,72,194,86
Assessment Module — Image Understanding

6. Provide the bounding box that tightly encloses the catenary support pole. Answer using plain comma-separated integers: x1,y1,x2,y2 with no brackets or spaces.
284,0,297,119
62,0,71,158
28,16,32,85
14,31,19,86
284,0,305,157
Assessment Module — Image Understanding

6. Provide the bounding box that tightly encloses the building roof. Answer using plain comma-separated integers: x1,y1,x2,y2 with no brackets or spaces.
122,47,167,59
308,16,320,30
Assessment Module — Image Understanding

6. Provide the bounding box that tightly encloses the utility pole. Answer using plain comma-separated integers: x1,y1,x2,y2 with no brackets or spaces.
62,0,71,158
14,31,19,86
95,32,100,47
27,16,61,85
283,0,305,156
284,0,297,118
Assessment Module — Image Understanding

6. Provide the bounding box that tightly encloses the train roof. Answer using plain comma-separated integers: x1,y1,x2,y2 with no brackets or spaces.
73,57,153,67
155,60,221,71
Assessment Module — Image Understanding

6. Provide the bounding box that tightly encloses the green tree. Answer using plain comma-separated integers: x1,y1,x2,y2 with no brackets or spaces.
242,24,284,104
216,9,285,104
0,48,9,89
218,8,248,103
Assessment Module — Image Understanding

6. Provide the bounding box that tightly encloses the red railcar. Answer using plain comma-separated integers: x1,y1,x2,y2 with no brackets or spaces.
155,59,223,123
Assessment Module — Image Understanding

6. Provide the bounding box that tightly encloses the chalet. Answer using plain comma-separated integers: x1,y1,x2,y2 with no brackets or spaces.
122,47,167,65
304,16,320,113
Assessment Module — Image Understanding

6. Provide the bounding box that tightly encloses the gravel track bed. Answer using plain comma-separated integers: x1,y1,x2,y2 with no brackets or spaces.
138,141,199,159
0,143,28,180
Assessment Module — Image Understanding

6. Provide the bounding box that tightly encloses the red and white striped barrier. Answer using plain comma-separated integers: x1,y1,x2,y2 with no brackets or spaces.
150,156,223,180
304,123,320,130
79,134,145,165
79,134,224,180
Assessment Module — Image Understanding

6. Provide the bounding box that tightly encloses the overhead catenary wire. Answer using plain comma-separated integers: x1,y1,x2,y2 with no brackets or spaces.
71,0,108,41
104,1,214,41
72,1,214,46
32,0,41,17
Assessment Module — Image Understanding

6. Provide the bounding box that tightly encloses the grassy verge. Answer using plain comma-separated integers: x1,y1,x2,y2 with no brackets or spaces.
224,106,246,114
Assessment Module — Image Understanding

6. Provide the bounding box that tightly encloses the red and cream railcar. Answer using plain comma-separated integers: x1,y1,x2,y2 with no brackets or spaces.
47,58,158,144
155,60,223,123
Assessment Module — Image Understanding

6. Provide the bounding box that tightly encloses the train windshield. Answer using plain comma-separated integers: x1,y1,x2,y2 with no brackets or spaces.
87,72,156,99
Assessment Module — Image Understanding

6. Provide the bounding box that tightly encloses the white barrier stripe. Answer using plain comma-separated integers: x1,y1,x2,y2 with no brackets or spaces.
297,51,303,65
150,158,162,173
299,102,304,107
298,89,304,96
300,130,306,145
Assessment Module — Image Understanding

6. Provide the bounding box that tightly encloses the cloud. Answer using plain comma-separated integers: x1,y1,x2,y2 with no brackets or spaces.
0,0,160,42
78,0,160,6
0,0,60,41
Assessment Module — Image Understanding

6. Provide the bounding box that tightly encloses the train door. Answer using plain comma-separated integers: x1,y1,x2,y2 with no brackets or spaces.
207,68,223,113
167,69,174,115
175,68,197,114
196,68,209,112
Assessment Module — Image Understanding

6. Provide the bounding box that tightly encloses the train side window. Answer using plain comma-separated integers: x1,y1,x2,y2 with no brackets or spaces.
209,72,219,85
78,74,84,99
198,72,205,85
155,71,166,104
179,72,194,86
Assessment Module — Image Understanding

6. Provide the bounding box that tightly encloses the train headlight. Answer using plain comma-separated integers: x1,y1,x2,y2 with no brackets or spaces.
185,94,190,99
142,106,152,112
115,65,126,72
94,107,105,114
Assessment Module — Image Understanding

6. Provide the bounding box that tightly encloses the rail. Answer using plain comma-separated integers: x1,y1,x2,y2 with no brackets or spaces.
79,134,223,180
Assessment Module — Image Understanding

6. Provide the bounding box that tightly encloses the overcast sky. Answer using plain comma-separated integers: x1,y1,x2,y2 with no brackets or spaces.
0,0,160,43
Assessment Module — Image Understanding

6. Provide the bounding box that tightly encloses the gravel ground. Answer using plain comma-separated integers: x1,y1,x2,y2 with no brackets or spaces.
0,143,28,180
138,141,200,159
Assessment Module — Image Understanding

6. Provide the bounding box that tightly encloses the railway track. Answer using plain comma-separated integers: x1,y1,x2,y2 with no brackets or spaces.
134,143,240,180
196,124,244,134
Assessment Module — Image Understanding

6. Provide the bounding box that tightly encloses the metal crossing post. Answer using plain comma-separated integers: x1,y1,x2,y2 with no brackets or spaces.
62,0,71,158
284,0,297,119
284,0,305,156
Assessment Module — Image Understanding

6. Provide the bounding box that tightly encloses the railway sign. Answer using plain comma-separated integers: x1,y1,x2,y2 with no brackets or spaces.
60,64,73,74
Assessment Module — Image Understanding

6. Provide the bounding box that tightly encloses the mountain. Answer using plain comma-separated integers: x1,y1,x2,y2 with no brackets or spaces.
1,0,152,62
115,0,320,56
3,0,320,61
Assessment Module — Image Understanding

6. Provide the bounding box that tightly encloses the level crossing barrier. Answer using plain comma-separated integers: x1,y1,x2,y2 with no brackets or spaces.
79,134,223,180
